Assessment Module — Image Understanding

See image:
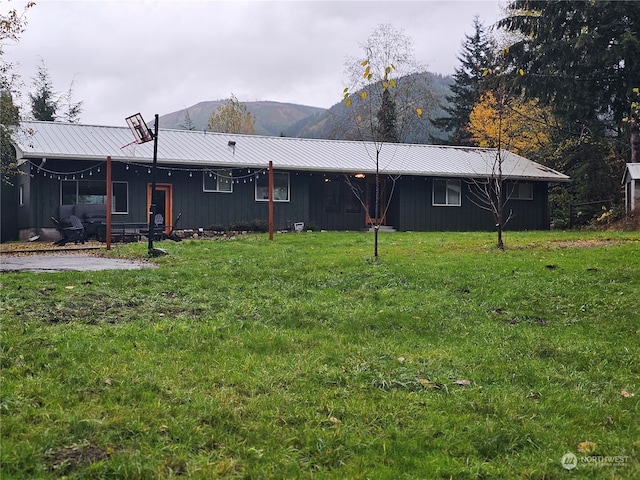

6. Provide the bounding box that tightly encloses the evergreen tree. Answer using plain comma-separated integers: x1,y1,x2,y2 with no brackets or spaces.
181,108,195,131
376,88,399,143
434,16,496,145
29,59,57,121
0,90,20,185
498,0,640,220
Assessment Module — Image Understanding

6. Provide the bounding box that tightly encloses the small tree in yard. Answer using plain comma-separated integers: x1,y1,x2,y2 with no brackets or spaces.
467,86,512,249
342,24,429,258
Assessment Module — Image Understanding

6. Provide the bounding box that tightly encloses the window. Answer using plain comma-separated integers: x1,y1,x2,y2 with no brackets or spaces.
112,182,129,213
510,182,533,200
324,180,340,213
61,180,128,213
203,169,233,192
62,180,105,205
19,184,24,206
433,179,461,206
256,172,290,202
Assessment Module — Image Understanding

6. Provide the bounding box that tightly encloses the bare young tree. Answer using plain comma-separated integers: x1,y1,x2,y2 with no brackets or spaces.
59,75,83,123
342,24,430,258
466,85,514,250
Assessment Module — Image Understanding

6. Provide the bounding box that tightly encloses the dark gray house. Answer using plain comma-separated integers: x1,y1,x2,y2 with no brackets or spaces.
6,120,570,241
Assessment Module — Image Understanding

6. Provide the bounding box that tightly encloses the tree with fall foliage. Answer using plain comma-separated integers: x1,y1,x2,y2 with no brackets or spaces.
468,91,553,160
208,93,255,135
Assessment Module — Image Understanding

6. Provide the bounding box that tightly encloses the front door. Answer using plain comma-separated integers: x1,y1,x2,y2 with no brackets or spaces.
147,183,172,233
366,177,387,225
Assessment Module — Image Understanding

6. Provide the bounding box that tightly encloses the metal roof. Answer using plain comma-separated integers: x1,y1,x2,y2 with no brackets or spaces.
14,121,570,182
623,163,640,183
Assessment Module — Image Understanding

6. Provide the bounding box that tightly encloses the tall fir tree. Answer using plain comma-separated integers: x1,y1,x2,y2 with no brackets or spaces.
376,88,399,143
498,0,640,221
434,17,497,145
29,60,57,121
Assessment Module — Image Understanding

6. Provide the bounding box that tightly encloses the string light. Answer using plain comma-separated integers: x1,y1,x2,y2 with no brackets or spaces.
25,159,269,182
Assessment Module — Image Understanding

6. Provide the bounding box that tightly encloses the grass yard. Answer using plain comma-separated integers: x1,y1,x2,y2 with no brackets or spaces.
1,231,639,479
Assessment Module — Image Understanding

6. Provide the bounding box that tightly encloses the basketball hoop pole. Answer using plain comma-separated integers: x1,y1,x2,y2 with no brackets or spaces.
148,114,159,255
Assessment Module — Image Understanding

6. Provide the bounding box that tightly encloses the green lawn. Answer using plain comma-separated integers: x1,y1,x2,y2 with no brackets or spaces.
1,231,638,479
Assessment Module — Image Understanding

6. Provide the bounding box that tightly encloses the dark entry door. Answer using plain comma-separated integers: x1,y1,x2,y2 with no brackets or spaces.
147,183,172,233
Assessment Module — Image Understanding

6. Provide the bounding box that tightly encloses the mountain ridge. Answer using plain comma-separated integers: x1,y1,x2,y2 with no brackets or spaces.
158,72,453,142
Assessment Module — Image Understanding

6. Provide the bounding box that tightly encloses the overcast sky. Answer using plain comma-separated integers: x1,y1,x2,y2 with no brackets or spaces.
5,0,504,127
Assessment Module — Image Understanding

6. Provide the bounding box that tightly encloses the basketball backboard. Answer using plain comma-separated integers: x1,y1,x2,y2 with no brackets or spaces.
125,113,153,144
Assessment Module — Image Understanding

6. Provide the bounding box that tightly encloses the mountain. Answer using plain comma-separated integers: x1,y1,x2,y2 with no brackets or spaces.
157,101,326,136
158,72,454,143
284,72,454,144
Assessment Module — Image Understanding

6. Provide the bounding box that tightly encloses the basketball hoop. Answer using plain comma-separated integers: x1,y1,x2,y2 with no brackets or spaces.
125,113,153,144
125,112,161,256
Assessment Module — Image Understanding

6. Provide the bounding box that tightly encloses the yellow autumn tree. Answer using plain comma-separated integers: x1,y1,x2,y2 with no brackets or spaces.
468,91,553,158
208,93,255,135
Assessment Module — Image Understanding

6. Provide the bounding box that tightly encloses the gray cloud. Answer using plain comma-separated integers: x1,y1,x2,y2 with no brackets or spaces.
6,0,503,126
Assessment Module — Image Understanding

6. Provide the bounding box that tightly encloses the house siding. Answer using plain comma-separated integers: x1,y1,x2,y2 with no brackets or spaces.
308,174,366,231
17,158,553,240
394,177,550,231
25,161,311,234
1,178,18,241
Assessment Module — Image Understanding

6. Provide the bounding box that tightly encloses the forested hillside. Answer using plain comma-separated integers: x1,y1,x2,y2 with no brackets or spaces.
157,101,325,136
157,72,453,143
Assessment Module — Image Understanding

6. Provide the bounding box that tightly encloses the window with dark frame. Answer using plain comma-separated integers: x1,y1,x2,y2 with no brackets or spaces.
324,180,340,213
433,179,461,206
203,169,233,193
61,180,129,214
256,172,290,202
111,182,129,214
510,182,533,200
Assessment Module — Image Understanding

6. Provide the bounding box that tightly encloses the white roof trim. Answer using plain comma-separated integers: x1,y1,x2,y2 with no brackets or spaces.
623,163,640,183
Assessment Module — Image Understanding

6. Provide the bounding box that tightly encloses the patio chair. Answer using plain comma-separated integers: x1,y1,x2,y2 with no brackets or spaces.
51,214,85,246
140,214,165,241
164,212,182,242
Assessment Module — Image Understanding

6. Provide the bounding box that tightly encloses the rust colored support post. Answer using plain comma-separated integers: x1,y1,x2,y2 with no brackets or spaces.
148,114,159,255
106,156,112,250
268,161,274,241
